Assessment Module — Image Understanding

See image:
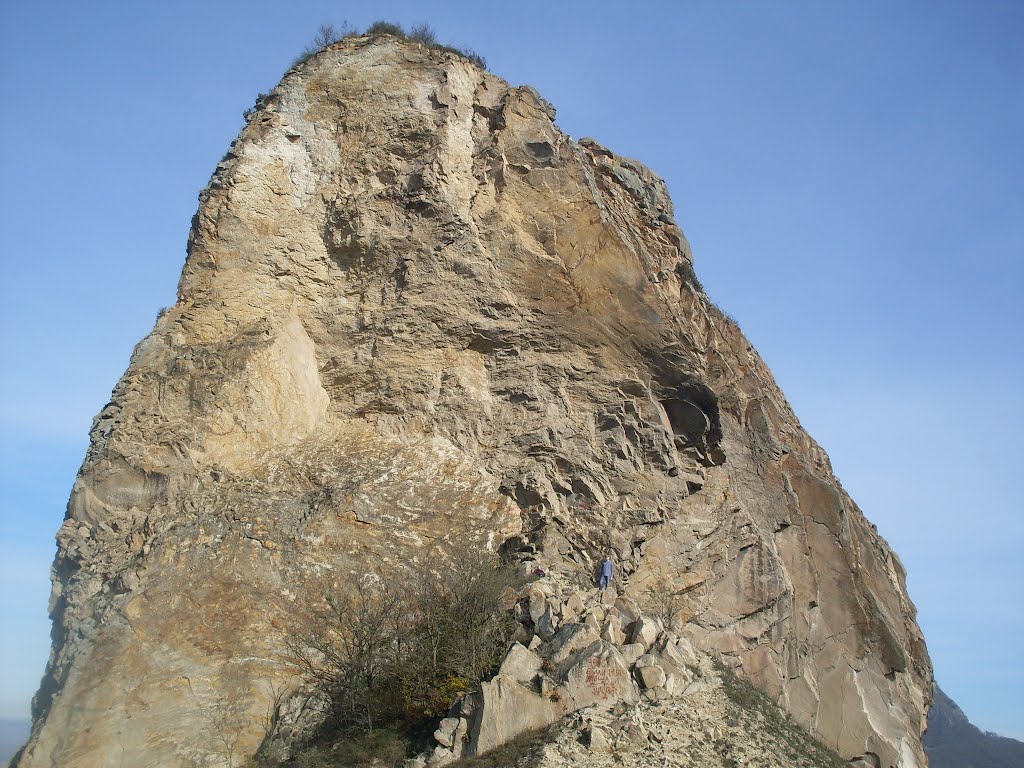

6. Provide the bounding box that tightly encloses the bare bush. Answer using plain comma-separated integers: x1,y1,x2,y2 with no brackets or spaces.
311,24,341,50
363,20,486,70
399,547,521,718
284,547,521,744
408,23,438,46
286,575,405,735
290,22,352,69
642,576,687,630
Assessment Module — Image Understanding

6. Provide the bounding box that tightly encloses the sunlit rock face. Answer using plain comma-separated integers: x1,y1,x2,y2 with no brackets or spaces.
16,36,931,768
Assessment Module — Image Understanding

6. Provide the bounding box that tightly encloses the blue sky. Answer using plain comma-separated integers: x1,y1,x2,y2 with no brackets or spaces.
1,0,1021,740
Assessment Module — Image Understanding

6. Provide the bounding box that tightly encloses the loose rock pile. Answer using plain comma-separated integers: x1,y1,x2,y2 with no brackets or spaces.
530,664,848,768
418,576,710,765
407,571,848,768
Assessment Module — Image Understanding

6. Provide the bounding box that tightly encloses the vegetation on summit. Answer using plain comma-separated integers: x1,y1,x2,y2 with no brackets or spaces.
291,20,486,70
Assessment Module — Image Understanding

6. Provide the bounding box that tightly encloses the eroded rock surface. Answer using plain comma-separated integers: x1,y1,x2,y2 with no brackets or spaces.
17,35,931,768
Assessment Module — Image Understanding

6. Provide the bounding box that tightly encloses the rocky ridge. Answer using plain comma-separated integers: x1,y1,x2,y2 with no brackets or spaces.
17,34,931,768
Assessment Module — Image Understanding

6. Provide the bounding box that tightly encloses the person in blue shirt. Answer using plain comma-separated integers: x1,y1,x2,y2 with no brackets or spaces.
599,555,614,590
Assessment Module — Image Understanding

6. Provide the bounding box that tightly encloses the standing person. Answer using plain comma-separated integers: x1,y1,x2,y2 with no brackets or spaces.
599,555,614,590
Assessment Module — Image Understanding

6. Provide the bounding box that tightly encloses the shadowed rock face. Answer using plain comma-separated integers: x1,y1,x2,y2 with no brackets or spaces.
16,37,931,768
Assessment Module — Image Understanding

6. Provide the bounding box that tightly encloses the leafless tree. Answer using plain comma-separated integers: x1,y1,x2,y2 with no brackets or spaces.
284,547,522,736
286,574,405,735
642,576,687,630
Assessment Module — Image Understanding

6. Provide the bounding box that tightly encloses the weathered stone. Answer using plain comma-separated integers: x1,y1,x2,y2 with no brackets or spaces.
450,718,469,760
467,675,563,757
610,596,641,626
433,717,460,748
583,723,611,752
619,642,646,667
565,592,585,617
528,587,549,626
429,746,451,766
558,641,639,709
661,636,698,669
635,663,666,690
536,602,559,639
629,616,662,650
601,615,628,646
544,623,601,665
499,642,544,686
682,678,706,697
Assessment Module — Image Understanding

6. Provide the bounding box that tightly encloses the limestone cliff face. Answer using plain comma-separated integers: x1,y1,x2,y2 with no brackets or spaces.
18,36,931,767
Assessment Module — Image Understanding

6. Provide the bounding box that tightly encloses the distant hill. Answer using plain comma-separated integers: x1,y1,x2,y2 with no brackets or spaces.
925,686,1024,768
0,719,29,768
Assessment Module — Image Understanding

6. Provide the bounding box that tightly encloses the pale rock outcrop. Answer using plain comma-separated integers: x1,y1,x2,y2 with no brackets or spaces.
557,641,638,710
466,675,562,757
499,642,545,685
17,33,931,768
629,615,662,650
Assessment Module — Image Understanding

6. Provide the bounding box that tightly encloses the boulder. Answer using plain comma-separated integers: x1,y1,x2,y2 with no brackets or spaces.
558,641,639,709
610,595,641,624
629,615,662,650
601,614,627,645
635,663,666,690
528,587,549,625
466,675,563,756
662,636,699,668
429,746,454,766
565,592,585,617
543,623,600,665
536,603,558,639
683,679,706,697
599,586,619,608
619,642,646,667
582,723,611,752
498,642,543,686
450,718,469,760
433,717,460,748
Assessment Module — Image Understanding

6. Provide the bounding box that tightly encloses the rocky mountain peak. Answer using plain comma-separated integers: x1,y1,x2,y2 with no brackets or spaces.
15,36,932,768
